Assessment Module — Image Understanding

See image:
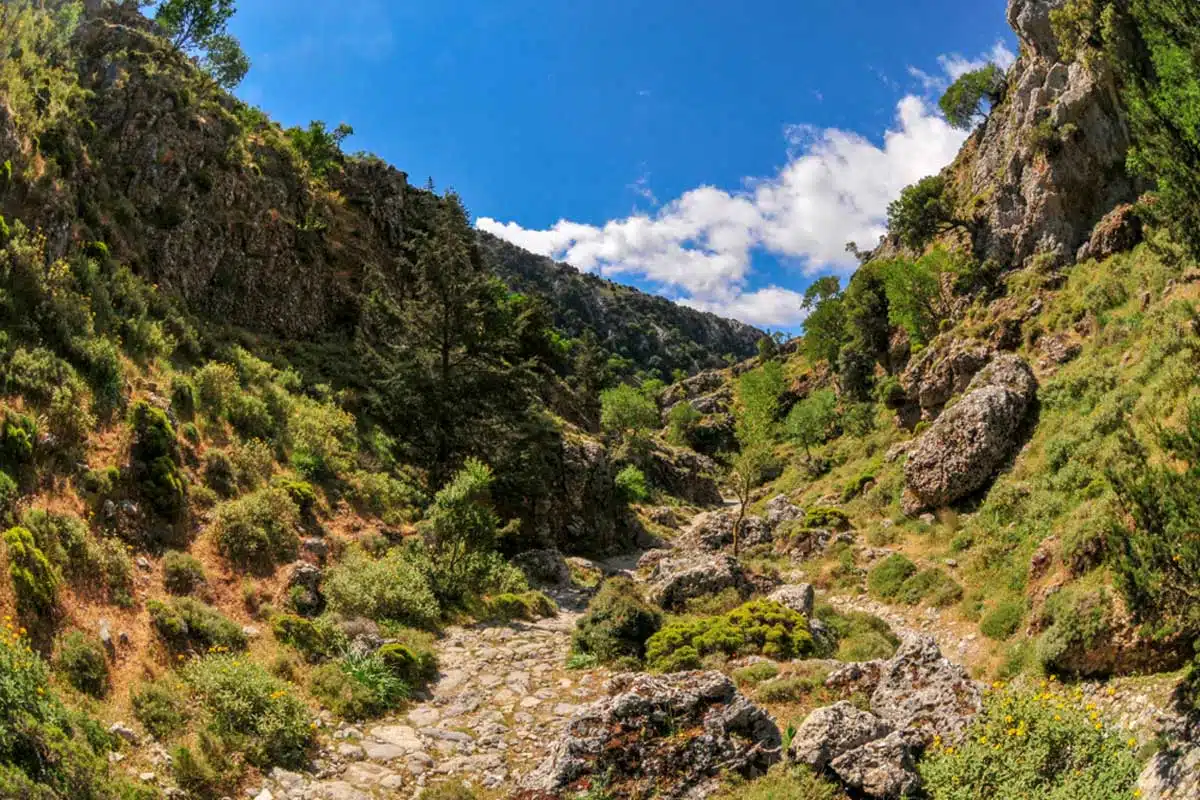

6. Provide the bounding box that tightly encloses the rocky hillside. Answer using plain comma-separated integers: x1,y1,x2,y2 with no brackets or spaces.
1,1,1200,800
478,232,763,377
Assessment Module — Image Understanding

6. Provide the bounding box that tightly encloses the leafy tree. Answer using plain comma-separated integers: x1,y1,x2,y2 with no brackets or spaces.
801,277,846,366
939,63,1005,130
734,361,785,445
153,0,249,89
837,266,890,400
729,444,773,557
876,248,962,346
886,174,959,251
785,389,839,457
287,121,354,178
665,401,702,447
599,384,659,440
756,335,779,362
419,459,502,601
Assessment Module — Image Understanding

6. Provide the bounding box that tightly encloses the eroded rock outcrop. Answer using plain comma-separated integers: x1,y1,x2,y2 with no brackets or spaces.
680,509,771,552
903,355,1036,512
646,552,753,611
526,671,780,799
791,635,981,798
646,443,723,507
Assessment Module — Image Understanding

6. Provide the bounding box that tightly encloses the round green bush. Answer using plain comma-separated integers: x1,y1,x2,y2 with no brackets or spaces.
132,678,188,739
615,465,650,503
571,577,663,663
645,599,814,672
4,526,59,616
162,550,207,595
148,597,247,655
981,600,1026,641
213,487,300,572
866,554,918,601
323,548,441,630
56,631,109,698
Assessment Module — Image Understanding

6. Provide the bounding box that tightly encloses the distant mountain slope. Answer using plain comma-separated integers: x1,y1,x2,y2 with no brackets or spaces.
478,231,764,377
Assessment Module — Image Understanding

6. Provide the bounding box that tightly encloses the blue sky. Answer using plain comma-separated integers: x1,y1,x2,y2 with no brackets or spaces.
229,0,1016,332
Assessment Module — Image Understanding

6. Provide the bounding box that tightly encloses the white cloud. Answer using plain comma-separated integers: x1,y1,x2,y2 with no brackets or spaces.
910,41,1018,94
476,54,997,329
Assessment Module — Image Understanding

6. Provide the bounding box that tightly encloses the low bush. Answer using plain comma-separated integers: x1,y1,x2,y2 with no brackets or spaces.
713,764,841,800
271,614,346,663
645,599,814,672
814,604,899,662
128,401,186,522
479,590,557,622
323,547,441,630
213,487,300,572
896,567,963,607
1,409,37,466
571,577,663,663
203,450,238,498
4,525,60,616
615,465,650,503
345,470,423,525
132,677,188,739
194,363,238,415
0,620,134,799
272,477,318,517
732,661,779,685
804,506,850,530
162,550,207,595
0,471,17,520
148,597,248,656
867,554,918,601
19,509,92,577
377,641,437,687
310,650,409,721
185,654,314,769
171,730,238,797
920,685,1141,799
981,600,1025,641
755,673,826,704
55,631,109,698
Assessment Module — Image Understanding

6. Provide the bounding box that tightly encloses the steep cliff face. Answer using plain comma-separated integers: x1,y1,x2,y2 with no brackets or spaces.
948,0,1140,269
3,2,757,369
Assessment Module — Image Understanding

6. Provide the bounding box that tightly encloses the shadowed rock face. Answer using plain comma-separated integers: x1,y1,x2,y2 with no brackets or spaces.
902,355,1037,513
526,671,780,799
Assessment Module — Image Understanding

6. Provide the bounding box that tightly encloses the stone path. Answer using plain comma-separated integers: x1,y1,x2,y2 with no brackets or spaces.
255,590,610,800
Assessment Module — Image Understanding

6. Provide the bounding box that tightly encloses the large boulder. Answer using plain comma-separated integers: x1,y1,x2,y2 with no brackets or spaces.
646,443,723,507
512,549,572,587
792,636,982,798
646,553,753,611
1137,743,1200,800
764,495,804,529
767,584,815,619
788,701,892,773
530,431,632,555
680,509,771,552
899,341,994,415
903,355,1036,512
525,671,780,799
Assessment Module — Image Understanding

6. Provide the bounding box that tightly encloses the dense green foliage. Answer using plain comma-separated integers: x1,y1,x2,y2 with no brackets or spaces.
286,121,354,178
940,64,1006,130
572,577,663,663
184,654,314,768
785,389,839,456
153,0,249,88
310,650,409,721
600,384,660,439
213,486,300,572
886,175,957,251
128,401,187,524
162,550,207,595
920,685,1141,799
323,547,442,629
148,597,248,655
54,631,109,698
644,600,814,672
4,525,59,618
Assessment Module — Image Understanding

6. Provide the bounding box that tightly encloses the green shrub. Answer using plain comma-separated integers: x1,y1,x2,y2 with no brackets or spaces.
203,450,238,497
804,506,850,529
132,677,188,739
420,780,482,800
310,650,409,721
645,599,814,672
896,567,962,607
230,437,274,487
572,577,663,663
272,477,318,517
4,525,60,616
981,601,1025,641
93,537,135,607
345,470,422,525
377,641,437,687
599,384,660,438
0,471,17,519
732,661,780,685
666,402,702,447
867,554,918,601
162,550,207,595
20,509,95,580
713,764,841,800
755,674,825,704
1,409,37,465
193,363,239,415
227,391,276,441
148,597,247,656
480,590,557,622
920,685,1141,799
288,397,356,479
614,465,650,503
171,730,238,797
0,619,127,799
213,487,300,572
170,375,196,419
128,401,186,521
79,466,119,501
814,604,900,662
56,631,109,698
185,654,314,768
323,547,441,629
1034,589,1115,675
271,614,346,662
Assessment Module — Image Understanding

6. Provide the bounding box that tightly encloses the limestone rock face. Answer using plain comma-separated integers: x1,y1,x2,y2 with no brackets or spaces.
791,636,982,798
903,355,1036,512
788,701,892,773
946,0,1139,271
1137,743,1200,800
533,432,631,555
767,584,815,619
526,671,780,799
646,443,723,507
900,341,994,415
680,509,771,552
646,553,752,611
512,549,572,587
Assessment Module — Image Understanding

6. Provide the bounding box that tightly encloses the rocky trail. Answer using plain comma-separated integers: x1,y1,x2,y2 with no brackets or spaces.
253,584,612,800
